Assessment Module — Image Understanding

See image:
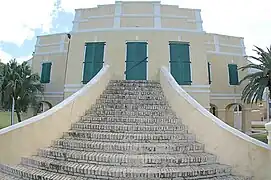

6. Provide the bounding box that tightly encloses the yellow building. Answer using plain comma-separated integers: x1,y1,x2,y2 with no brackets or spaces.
31,1,264,132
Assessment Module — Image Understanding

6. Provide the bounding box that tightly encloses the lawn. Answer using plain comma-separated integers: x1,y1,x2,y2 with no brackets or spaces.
250,133,268,144
0,112,19,129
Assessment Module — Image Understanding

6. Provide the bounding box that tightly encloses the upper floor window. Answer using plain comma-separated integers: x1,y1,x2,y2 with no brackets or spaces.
40,62,52,84
228,64,239,85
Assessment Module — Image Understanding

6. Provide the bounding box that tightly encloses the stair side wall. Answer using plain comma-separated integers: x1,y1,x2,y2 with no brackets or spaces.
0,65,112,165
160,67,271,180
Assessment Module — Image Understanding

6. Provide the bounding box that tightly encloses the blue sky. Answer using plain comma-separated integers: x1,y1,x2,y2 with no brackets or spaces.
0,0,270,63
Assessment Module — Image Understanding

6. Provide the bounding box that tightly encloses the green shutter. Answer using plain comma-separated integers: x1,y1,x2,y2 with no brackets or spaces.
82,42,105,84
228,64,239,85
169,42,192,85
40,62,52,83
208,62,212,84
125,42,147,80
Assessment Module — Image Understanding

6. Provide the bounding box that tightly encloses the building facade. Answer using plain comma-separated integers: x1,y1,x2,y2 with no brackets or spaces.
30,1,265,132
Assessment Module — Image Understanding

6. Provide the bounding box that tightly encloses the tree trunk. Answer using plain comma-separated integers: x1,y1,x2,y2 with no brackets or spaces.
16,110,22,122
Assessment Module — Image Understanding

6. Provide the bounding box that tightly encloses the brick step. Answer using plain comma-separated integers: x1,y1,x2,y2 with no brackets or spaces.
96,98,168,105
102,90,164,96
21,156,232,179
99,94,166,100
86,109,176,118
0,171,21,180
105,86,163,91
0,164,87,180
201,176,252,180
108,80,161,86
63,131,195,143
37,148,217,167
52,139,205,154
81,116,180,125
71,123,187,133
90,104,171,111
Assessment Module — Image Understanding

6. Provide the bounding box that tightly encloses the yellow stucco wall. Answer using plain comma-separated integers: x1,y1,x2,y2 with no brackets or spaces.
30,1,263,126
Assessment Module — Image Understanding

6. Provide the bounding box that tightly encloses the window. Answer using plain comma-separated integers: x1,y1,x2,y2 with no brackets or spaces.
40,62,52,83
228,64,239,85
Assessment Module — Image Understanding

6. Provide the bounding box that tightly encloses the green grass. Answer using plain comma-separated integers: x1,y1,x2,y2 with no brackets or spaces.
250,133,268,144
0,112,19,129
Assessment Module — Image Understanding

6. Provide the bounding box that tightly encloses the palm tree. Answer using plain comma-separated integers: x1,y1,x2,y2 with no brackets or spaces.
239,45,271,104
0,59,43,122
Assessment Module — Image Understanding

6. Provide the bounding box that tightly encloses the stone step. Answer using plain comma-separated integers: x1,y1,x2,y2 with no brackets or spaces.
99,94,166,100
81,116,180,125
0,164,87,180
21,156,232,179
96,98,168,105
52,139,205,154
71,122,187,133
63,130,196,143
37,148,217,167
86,109,176,118
90,103,170,111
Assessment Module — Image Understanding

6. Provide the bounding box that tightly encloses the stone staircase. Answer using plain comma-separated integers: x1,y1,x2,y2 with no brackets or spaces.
0,80,250,179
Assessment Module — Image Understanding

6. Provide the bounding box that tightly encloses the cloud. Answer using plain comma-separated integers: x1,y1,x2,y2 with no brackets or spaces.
0,49,12,63
0,0,56,46
1,0,270,63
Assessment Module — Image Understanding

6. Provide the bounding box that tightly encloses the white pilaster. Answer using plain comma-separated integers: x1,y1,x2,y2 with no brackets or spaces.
195,9,203,31
214,35,220,53
114,1,122,28
240,38,246,56
153,2,161,28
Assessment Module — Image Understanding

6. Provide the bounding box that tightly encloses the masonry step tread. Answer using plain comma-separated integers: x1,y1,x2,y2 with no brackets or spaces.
200,176,252,180
81,115,179,125
96,98,168,105
104,86,163,91
0,164,87,180
21,156,232,179
0,171,21,180
53,139,205,154
86,110,176,118
63,130,196,142
37,148,216,167
71,122,187,133
99,94,166,100
91,104,171,111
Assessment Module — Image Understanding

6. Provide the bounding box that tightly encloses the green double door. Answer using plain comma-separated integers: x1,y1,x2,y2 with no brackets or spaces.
169,42,192,85
125,42,148,80
82,42,105,84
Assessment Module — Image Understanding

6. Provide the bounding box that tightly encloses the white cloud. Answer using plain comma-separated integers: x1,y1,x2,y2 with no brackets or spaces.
0,0,56,46
0,49,12,63
1,0,270,62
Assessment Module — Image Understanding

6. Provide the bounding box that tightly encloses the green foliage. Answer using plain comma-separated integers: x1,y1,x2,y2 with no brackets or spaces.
239,45,271,104
0,59,44,122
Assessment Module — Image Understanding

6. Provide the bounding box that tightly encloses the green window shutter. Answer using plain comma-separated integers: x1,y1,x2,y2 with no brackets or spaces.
169,42,192,85
207,62,212,84
82,42,105,84
92,42,105,77
125,42,147,80
40,62,52,83
228,64,239,85
181,61,192,85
